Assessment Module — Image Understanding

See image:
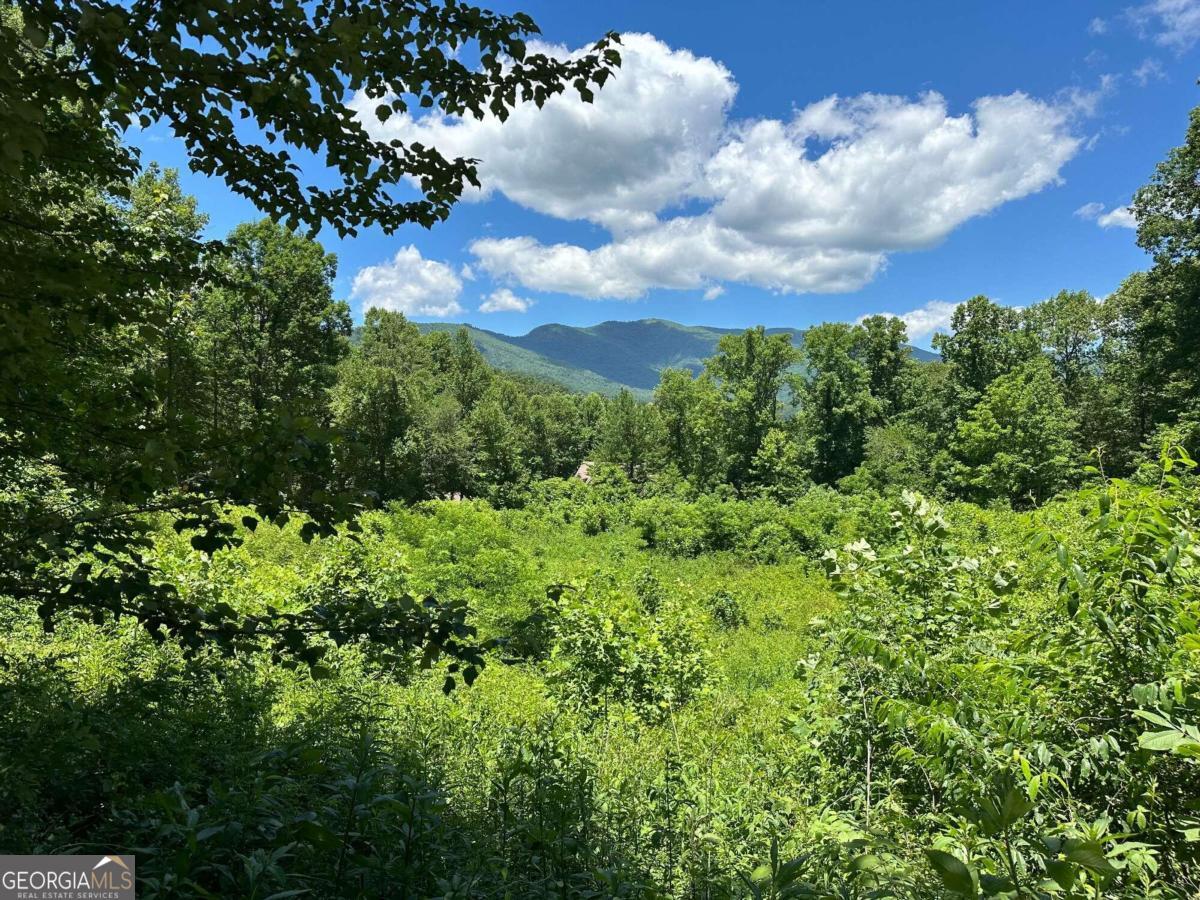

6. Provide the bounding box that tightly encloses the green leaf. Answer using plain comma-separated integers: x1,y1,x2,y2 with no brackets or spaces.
925,850,977,897
1064,842,1115,875
998,788,1035,828
1139,729,1186,752
1044,859,1076,890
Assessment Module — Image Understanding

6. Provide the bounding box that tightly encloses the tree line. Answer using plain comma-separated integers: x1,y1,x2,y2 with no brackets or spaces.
594,108,1200,506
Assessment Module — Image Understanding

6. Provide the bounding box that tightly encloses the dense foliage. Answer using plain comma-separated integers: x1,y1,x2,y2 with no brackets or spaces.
2,1,1200,896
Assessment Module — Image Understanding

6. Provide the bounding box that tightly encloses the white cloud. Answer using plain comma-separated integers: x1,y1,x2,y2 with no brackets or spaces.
702,285,725,300
351,246,464,317
1128,0,1200,50
1075,202,1137,229
1133,57,1167,84
354,33,736,231
1098,206,1137,229
860,299,958,342
1089,16,1109,34
358,34,1087,302
479,288,533,313
472,88,1080,299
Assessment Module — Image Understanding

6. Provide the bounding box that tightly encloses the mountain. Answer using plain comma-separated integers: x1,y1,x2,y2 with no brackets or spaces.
416,318,938,397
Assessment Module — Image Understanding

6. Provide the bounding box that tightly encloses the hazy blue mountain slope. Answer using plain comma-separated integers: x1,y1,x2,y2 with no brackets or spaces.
417,323,642,396
411,319,937,396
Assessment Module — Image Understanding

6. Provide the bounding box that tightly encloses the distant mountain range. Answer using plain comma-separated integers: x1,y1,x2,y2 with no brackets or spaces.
416,318,938,397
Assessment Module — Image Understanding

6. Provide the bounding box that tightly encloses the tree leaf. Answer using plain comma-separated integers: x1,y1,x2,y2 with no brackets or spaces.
925,850,977,897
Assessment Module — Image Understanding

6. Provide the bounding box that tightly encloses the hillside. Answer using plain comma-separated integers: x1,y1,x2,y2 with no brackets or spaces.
417,322,641,397
416,318,937,396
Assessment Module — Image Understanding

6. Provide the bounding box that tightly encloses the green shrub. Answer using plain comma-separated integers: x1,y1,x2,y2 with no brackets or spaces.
705,589,749,630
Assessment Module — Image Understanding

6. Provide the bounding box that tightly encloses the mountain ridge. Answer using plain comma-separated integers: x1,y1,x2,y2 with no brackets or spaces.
414,318,938,397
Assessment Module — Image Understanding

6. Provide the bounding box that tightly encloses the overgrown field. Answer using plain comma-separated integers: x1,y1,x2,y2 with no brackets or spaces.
2,459,1197,898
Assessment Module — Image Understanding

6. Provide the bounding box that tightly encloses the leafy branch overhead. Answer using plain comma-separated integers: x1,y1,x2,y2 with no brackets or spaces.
13,0,621,235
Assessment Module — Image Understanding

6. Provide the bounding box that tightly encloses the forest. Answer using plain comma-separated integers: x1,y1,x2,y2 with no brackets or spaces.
1,2,1199,898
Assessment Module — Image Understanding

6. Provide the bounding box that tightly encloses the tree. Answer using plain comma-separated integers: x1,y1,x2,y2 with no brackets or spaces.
708,327,797,490
948,357,1077,506
9,2,619,236
525,391,587,480
797,323,879,484
330,309,431,501
855,315,912,421
198,219,351,436
414,393,473,499
1023,290,1101,405
1023,290,1139,468
934,296,1038,401
897,360,958,447
654,369,727,488
597,389,664,481
841,422,938,496
1134,105,1200,267
0,1,619,673
468,395,530,503
750,427,809,501
1105,105,1200,449
428,327,493,415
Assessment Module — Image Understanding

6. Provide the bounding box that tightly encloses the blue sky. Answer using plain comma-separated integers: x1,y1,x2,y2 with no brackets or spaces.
129,0,1199,347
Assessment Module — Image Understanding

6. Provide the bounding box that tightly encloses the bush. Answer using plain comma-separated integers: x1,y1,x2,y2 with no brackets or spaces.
705,589,749,630
548,584,711,722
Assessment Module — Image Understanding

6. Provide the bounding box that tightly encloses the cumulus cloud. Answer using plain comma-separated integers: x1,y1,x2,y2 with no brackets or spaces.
354,33,736,231
358,34,1087,302
860,300,958,342
1098,207,1137,229
1128,0,1200,50
702,285,725,300
1076,202,1137,229
351,246,464,317
471,87,1080,299
1089,16,1109,34
479,288,533,313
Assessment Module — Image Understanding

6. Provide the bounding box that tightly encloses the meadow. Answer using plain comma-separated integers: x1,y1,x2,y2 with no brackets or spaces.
3,458,1197,897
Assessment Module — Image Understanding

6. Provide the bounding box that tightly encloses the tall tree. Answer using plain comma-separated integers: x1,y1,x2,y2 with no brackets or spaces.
855,315,912,421
1113,105,1200,444
0,0,617,669
9,2,619,235
525,391,587,480
468,395,530,503
948,357,1077,506
654,369,727,488
708,328,797,490
1024,290,1102,405
198,219,350,436
428,328,493,415
597,389,664,481
797,323,879,484
934,295,1038,401
330,309,430,500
